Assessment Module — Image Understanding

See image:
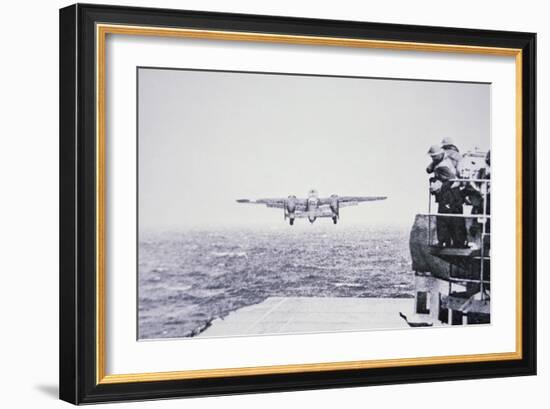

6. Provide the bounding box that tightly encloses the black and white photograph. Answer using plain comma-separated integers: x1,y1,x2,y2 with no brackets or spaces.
137,67,491,340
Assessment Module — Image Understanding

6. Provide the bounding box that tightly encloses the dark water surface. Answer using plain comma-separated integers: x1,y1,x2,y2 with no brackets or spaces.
138,226,414,339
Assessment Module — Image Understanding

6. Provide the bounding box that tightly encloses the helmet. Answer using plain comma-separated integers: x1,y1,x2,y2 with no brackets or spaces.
441,137,455,146
427,144,444,156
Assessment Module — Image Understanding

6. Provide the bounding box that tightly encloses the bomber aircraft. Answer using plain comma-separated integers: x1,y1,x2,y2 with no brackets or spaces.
236,189,387,225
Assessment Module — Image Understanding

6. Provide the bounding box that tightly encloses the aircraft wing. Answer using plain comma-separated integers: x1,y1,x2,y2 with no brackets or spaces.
337,196,387,207
236,198,308,210
236,198,287,208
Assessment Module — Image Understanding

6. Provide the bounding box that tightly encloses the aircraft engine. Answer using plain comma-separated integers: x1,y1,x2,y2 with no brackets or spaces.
329,194,339,215
286,196,297,211
286,195,297,226
286,196,297,216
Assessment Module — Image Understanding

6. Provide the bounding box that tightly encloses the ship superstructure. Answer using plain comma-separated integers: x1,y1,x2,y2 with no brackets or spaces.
409,150,491,326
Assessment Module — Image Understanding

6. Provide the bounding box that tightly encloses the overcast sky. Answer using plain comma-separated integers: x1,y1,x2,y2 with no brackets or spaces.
138,68,490,230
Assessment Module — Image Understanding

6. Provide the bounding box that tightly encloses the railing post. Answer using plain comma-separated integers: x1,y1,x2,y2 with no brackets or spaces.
428,179,432,246
480,180,488,302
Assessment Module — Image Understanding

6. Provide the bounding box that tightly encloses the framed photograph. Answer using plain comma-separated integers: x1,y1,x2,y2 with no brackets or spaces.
59,3,536,404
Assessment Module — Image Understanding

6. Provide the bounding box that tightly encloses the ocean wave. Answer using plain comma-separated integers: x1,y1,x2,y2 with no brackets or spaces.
211,251,248,259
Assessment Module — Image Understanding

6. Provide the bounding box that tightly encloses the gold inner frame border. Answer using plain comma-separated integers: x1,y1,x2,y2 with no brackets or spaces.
95,23,523,385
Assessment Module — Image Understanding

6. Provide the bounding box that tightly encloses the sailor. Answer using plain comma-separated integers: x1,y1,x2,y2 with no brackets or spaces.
427,145,467,248
441,137,463,172
480,150,491,179
425,137,463,175
461,150,492,246
468,150,491,214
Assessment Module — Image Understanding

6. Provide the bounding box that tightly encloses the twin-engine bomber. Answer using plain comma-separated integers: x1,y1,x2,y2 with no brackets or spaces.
237,189,387,225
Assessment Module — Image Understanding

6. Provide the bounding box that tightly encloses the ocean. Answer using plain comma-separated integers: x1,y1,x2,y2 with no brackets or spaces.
138,225,414,339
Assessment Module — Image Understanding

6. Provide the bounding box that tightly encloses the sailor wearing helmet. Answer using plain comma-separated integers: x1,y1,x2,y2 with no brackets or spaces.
426,144,467,248
426,137,463,175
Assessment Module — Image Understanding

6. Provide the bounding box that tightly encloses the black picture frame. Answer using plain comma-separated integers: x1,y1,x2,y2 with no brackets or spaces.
60,3,536,405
